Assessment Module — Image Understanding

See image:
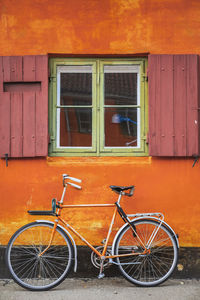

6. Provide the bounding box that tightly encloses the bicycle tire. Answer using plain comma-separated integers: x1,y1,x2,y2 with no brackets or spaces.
6,221,74,291
113,219,178,287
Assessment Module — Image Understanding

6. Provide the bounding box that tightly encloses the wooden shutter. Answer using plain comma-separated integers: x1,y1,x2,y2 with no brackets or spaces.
0,55,48,157
148,54,200,156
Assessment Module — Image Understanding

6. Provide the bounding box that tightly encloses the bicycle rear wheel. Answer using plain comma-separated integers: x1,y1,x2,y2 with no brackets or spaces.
6,221,74,291
113,219,178,287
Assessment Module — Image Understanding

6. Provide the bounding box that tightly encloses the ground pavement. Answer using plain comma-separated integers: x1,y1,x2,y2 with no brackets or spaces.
0,278,199,300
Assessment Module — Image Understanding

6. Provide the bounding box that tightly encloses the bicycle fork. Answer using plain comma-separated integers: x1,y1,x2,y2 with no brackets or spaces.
38,220,58,257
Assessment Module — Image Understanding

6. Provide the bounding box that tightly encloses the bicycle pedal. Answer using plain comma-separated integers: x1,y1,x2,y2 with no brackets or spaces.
101,239,106,244
98,273,105,279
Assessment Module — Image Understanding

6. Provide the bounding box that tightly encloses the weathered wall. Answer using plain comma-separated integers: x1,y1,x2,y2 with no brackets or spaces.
1,157,200,247
0,0,200,55
0,0,200,249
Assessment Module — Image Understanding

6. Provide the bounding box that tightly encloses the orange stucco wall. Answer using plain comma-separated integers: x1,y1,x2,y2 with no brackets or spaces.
0,157,200,246
0,0,200,55
0,0,200,247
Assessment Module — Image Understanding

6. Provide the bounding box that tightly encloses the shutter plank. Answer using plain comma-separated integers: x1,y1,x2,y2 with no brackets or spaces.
198,55,200,154
0,93,11,157
36,92,48,156
23,56,36,81
148,55,161,155
10,93,23,157
35,55,48,83
0,57,3,92
148,55,174,156
35,55,48,156
10,56,23,82
160,55,174,156
2,56,11,82
186,55,199,156
23,92,36,157
173,55,187,156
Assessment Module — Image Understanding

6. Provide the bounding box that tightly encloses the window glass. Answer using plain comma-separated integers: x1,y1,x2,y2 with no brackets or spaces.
104,65,139,106
57,66,92,147
104,107,138,147
59,108,92,147
104,65,140,148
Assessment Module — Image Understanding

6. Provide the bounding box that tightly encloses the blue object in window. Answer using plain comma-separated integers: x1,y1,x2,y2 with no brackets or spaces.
112,114,137,124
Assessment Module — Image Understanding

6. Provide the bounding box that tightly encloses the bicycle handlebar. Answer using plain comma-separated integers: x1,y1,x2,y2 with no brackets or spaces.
68,176,82,183
67,182,82,190
63,174,82,183
62,174,82,189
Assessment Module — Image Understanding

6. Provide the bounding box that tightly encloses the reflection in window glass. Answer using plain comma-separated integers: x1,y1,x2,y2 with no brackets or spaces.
104,65,139,148
105,108,138,147
60,73,92,106
104,73,138,106
59,108,92,147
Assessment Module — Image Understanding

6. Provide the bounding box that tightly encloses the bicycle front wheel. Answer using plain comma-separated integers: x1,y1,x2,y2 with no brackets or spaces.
113,219,178,287
6,221,74,291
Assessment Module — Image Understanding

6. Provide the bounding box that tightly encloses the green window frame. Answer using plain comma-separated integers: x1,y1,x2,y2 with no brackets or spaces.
49,58,148,156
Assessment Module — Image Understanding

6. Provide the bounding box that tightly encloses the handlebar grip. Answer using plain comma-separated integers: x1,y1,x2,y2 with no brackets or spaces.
68,176,82,183
67,182,82,190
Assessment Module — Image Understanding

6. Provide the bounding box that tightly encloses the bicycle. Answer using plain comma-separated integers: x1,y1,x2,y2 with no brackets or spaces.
6,174,179,291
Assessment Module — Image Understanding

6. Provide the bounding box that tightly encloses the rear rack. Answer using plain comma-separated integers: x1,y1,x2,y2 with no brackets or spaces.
127,212,164,222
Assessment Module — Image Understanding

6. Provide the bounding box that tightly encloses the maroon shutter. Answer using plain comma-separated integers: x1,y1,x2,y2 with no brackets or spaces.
0,55,48,158
148,54,200,157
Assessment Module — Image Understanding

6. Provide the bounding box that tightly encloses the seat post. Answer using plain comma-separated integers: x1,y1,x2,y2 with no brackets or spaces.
116,192,123,205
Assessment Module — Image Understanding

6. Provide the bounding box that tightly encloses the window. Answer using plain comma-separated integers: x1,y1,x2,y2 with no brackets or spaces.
49,58,148,156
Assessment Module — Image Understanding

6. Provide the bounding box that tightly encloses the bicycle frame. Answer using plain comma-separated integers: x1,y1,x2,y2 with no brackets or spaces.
39,184,151,261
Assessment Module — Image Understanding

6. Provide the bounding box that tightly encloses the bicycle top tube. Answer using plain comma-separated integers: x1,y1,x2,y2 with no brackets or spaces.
59,174,135,209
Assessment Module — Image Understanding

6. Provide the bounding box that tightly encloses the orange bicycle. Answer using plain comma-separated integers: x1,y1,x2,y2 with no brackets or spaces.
6,174,179,291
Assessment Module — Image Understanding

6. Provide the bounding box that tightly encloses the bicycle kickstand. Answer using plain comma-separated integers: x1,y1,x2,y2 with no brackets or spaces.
98,259,105,279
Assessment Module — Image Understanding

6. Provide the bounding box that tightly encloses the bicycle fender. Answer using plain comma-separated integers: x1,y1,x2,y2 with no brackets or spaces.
111,217,179,256
36,220,78,272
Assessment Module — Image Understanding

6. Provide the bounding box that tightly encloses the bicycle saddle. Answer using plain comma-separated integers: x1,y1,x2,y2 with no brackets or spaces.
110,185,135,196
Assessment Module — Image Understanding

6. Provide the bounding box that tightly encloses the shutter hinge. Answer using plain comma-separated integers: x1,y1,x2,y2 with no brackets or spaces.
146,133,149,144
4,154,9,167
192,107,200,110
192,156,199,168
48,136,55,144
142,74,148,82
49,76,56,83
141,136,147,143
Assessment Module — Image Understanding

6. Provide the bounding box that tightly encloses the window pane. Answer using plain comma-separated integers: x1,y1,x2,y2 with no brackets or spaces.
59,108,92,147
104,65,138,106
60,73,92,106
104,108,138,147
